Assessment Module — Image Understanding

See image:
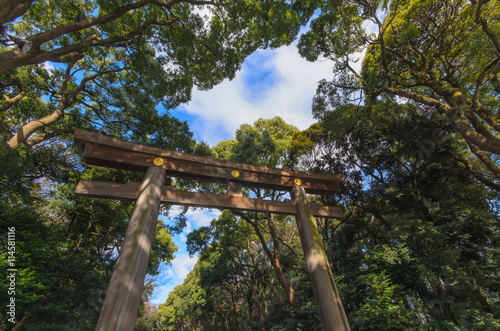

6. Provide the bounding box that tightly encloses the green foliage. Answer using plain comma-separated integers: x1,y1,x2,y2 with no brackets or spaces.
297,100,500,329
299,0,500,190
148,221,178,275
0,114,182,329
225,117,299,168
350,271,415,330
156,264,210,330
0,191,109,330
298,1,500,323
2,0,500,329
1,0,317,149
0,1,319,327
160,118,324,329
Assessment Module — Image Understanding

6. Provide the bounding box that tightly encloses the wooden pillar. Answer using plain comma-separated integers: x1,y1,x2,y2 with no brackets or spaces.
96,164,166,331
227,181,242,197
291,185,350,331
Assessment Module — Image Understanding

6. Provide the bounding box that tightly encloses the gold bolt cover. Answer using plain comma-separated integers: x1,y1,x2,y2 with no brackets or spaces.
153,157,164,166
294,178,302,186
231,170,240,178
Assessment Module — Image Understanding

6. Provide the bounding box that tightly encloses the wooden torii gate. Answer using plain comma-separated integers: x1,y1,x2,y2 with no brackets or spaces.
73,128,351,331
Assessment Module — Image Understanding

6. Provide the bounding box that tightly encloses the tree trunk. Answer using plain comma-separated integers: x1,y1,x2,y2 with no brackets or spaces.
251,278,267,331
250,217,299,310
12,316,31,331
0,0,33,25
8,105,64,148
266,214,300,310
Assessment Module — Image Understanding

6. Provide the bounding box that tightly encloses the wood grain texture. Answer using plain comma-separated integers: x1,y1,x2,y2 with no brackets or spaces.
75,128,343,180
82,142,339,195
227,181,242,197
291,185,350,331
95,166,166,331
75,180,344,219
75,128,342,195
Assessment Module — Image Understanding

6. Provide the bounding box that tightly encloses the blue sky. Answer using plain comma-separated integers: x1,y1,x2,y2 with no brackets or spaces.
152,207,221,304
41,26,351,306
150,40,339,305
169,42,336,146
37,8,377,308
149,19,375,305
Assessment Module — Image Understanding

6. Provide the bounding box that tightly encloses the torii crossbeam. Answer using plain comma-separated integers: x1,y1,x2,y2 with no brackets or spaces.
73,128,350,331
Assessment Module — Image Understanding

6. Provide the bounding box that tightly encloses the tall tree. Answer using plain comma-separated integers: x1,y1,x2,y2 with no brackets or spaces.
1,0,316,149
0,97,188,329
159,118,325,330
292,102,500,329
0,0,313,74
298,0,500,189
212,117,303,311
0,148,180,329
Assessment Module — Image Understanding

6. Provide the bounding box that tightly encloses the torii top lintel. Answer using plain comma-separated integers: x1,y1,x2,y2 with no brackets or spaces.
74,128,343,195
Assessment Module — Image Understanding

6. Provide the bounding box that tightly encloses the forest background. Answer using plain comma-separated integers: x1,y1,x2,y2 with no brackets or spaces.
0,0,499,330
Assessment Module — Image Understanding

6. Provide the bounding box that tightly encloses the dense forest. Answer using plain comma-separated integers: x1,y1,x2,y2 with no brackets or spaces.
1,0,499,330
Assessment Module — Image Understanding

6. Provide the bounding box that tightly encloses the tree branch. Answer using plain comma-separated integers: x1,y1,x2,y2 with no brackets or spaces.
0,0,222,74
379,87,500,155
452,154,500,191
26,129,74,147
7,61,78,148
1,89,27,112
473,0,500,54
466,140,500,178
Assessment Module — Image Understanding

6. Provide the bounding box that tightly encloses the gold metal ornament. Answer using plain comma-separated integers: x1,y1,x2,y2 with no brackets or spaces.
294,178,302,186
231,170,240,178
153,157,165,166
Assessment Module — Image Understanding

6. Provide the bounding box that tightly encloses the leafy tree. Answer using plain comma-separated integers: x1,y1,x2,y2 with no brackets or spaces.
292,102,500,329
156,263,211,330
0,161,179,330
159,118,327,330
0,1,321,328
1,0,316,149
226,117,299,168
156,113,500,329
213,117,303,311
296,5,500,326
180,209,320,330
0,0,314,74
298,0,500,190
0,113,183,329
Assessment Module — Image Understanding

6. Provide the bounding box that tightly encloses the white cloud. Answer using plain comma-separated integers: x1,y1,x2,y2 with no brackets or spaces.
362,18,379,38
151,207,219,304
42,61,56,72
171,253,198,279
155,22,377,303
180,43,334,145
166,205,221,229
185,208,221,228
179,233,187,243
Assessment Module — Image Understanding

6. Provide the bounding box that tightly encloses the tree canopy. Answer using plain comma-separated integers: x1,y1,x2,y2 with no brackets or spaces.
1,0,316,149
1,0,500,329
299,0,500,191
0,1,318,329
157,113,500,330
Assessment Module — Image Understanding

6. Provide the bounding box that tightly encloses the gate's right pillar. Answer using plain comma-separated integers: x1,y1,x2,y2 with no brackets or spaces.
291,185,350,331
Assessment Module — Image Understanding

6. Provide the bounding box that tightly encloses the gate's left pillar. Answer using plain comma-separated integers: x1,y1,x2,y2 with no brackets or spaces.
96,162,166,331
